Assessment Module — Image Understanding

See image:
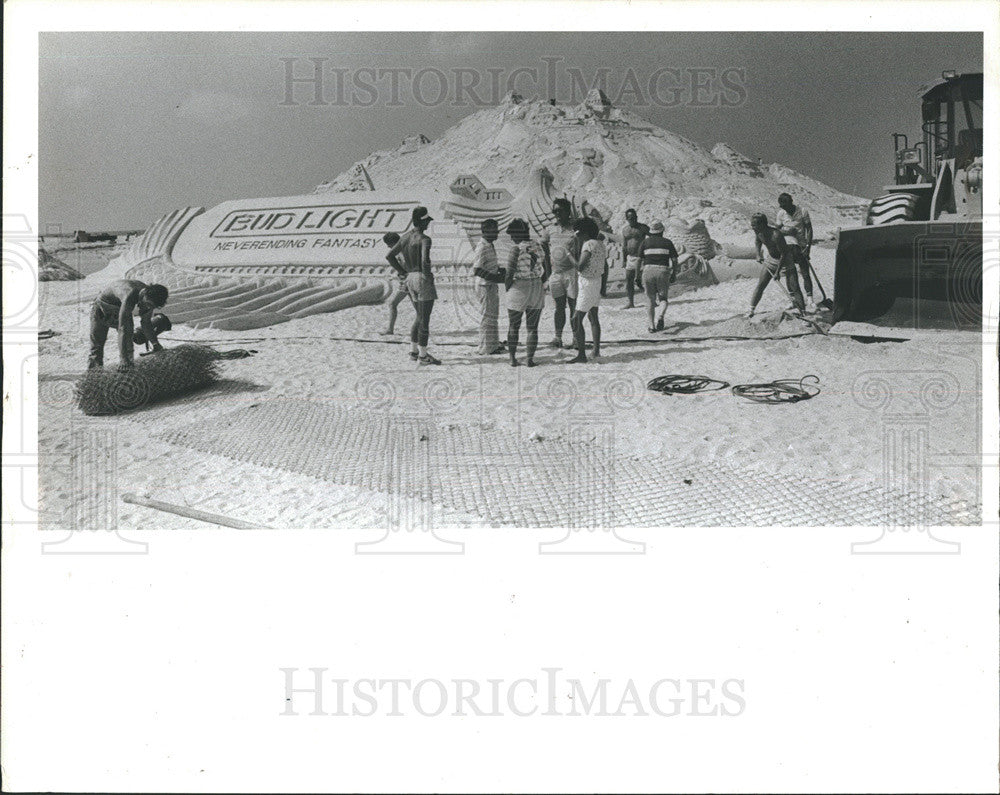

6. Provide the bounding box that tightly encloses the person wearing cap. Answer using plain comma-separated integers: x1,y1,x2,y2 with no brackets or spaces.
87,279,169,370
504,218,546,367
379,232,411,336
747,213,805,318
775,193,816,312
637,221,680,333
621,208,649,308
386,207,441,365
565,217,606,364
540,197,579,349
471,219,506,355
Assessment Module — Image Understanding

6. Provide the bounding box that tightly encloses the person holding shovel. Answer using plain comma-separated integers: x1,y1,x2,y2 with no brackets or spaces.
776,193,816,312
747,213,805,318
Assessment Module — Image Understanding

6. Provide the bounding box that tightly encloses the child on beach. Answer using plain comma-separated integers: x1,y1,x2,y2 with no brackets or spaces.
504,218,547,367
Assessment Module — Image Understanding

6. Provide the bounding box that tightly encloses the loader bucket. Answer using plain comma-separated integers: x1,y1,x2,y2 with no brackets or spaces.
832,220,982,326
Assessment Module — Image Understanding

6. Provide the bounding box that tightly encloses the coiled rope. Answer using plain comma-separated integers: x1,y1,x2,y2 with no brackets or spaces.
647,375,731,394
731,375,820,404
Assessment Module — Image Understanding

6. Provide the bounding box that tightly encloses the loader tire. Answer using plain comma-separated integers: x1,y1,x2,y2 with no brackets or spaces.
865,193,918,226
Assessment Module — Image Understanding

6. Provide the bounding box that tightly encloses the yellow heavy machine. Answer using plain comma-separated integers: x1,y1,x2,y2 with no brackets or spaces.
833,72,983,323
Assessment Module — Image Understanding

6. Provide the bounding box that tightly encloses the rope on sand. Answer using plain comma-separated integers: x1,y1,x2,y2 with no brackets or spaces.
647,375,731,394
731,375,821,404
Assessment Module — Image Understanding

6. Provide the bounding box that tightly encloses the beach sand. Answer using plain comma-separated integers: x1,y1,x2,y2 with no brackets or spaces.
36,248,982,530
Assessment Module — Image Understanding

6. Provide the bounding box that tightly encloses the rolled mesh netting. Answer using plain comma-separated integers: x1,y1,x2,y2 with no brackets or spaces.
75,344,223,415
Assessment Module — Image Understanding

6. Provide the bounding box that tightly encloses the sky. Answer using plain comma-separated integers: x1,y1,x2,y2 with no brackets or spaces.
38,31,982,231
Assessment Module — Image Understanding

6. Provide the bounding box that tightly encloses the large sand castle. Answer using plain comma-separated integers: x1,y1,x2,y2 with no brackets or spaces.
315,89,868,243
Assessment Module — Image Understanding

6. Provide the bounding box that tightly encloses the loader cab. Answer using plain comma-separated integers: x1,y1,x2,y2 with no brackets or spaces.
892,72,983,186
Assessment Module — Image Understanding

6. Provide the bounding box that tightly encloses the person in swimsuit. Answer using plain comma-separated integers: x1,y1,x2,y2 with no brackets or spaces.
541,198,579,349
87,280,169,370
504,218,546,367
379,232,411,336
747,213,806,318
566,218,606,364
621,208,649,308
386,207,441,365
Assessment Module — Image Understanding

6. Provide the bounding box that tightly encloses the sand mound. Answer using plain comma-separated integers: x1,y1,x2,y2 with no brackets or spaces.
315,92,867,245
38,247,82,281
670,310,830,340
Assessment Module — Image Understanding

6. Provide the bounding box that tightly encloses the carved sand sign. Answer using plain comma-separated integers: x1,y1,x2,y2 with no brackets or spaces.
171,192,424,270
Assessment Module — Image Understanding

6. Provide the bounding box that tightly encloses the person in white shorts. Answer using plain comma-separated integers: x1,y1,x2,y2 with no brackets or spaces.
637,221,680,332
621,208,649,308
504,218,546,367
566,217,606,364
541,198,579,349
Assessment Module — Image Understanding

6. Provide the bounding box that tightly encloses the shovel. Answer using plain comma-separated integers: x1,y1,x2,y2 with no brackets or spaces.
806,254,834,311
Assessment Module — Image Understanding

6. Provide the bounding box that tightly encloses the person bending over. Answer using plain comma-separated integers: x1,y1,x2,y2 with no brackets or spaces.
504,218,546,367
386,207,441,365
747,213,805,318
88,280,169,370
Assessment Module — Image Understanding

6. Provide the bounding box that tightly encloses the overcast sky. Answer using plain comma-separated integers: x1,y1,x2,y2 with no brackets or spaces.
39,31,982,231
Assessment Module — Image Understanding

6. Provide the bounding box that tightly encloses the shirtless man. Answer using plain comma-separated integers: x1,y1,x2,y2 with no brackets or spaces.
379,232,410,335
776,193,816,312
541,198,580,348
88,280,169,370
621,208,649,308
386,206,441,365
747,213,805,318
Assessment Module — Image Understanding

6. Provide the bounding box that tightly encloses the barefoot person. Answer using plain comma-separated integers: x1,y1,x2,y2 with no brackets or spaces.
541,198,579,349
747,213,805,318
386,206,441,365
776,193,816,312
638,221,679,332
87,280,169,370
566,218,606,364
504,218,546,367
621,208,649,308
379,232,410,336
472,219,506,355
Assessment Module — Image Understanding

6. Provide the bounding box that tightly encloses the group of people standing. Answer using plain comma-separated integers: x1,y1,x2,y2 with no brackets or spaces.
380,193,814,367
383,200,625,367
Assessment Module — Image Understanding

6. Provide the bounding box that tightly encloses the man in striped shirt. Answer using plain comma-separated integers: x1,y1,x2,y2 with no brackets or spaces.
637,221,679,332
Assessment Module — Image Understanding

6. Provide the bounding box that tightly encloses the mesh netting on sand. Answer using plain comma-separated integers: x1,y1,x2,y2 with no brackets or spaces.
158,399,977,527
75,344,222,415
